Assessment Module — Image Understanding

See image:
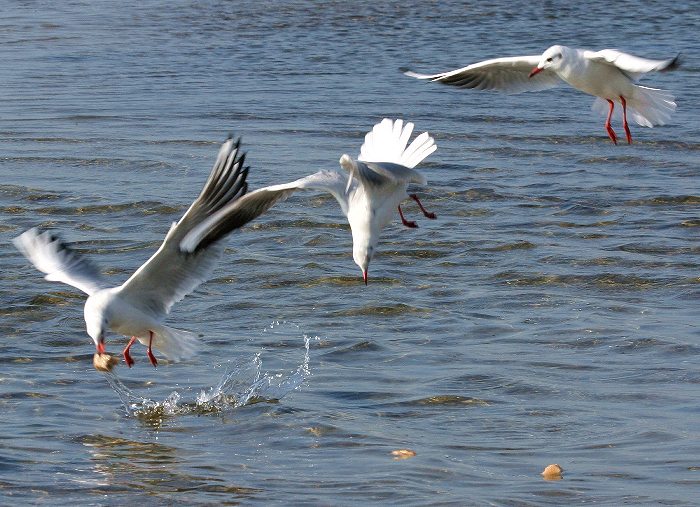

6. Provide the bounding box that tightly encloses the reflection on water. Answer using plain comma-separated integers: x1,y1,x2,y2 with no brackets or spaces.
79,434,262,499
103,326,317,422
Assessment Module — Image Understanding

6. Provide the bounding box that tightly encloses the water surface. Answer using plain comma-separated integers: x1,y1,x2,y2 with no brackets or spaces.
1,1,699,504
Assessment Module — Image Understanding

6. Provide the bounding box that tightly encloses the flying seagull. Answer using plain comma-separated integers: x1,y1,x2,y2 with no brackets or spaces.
403,45,679,144
14,137,286,368
223,118,438,284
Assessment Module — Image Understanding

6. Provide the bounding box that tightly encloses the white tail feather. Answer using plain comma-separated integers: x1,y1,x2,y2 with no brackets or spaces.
358,118,436,168
402,132,437,168
591,86,676,127
137,325,198,362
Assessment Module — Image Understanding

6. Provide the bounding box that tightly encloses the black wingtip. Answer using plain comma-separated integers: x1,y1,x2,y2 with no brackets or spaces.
224,135,244,160
43,230,74,253
237,166,250,198
662,53,682,72
399,66,410,74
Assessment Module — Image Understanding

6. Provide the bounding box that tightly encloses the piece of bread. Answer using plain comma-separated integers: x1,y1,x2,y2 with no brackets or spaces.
93,353,119,372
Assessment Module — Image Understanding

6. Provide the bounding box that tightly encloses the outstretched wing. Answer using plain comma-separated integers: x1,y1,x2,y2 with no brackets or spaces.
586,49,680,81
118,137,249,318
402,54,562,93
339,118,436,192
13,228,107,295
180,170,350,251
337,118,437,192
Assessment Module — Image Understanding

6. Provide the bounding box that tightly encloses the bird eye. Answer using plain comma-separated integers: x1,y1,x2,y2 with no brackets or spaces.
546,57,553,62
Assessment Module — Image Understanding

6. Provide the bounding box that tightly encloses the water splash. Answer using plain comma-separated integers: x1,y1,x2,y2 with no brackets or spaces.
102,324,318,419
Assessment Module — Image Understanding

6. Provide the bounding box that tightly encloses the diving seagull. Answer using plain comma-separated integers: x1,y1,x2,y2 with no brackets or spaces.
14,137,286,368
213,118,438,284
403,45,679,144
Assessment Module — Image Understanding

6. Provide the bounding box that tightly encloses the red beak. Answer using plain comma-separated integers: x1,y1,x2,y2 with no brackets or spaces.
96,341,106,354
528,67,542,78
362,270,368,285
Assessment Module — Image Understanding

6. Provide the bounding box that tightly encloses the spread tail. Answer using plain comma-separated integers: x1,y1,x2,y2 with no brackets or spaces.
592,86,676,127
358,118,437,168
137,325,198,362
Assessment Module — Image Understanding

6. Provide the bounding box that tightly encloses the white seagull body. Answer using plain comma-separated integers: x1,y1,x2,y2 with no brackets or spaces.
212,118,438,283
403,45,679,144
14,138,287,368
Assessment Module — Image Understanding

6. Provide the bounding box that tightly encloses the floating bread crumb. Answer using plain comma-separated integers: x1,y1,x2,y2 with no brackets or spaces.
93,352,119,372
391,449,417,460
307,427,323,437
542,463,563,480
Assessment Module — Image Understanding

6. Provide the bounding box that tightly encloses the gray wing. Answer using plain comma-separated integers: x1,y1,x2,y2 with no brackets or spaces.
339,155,427,189
363,161,427,186
118,137,249,317
265,170,348,204
585,49,680,81
13,228,107,295
181,170,350,250
245,170,349,216
402,54,563,93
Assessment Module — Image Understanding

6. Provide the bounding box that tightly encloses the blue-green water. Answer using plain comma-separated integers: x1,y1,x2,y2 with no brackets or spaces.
1,1,699,504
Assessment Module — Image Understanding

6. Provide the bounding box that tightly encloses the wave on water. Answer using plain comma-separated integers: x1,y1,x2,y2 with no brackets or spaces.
102,323,318,419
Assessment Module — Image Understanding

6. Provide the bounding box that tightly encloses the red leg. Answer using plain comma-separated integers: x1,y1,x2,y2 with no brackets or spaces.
605,99,617,145
122,336,137,368
146,331,157,367
620,96,632,144
398,205,417,228
409,194,436,219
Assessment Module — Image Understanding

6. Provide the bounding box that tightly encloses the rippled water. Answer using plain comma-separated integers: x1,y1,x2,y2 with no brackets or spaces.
2,1,699,504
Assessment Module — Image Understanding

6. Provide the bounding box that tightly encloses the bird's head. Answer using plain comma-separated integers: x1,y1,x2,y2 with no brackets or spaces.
348,199,381,285
84,293,110,353
352,233,377,286
529,45,565,77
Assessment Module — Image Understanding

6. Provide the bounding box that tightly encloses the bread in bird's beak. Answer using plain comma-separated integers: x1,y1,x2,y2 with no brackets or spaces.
93,352,119,372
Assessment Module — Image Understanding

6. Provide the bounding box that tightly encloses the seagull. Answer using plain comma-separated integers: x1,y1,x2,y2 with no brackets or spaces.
14,137,286,368
221,118,438,284
402,45,679,144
